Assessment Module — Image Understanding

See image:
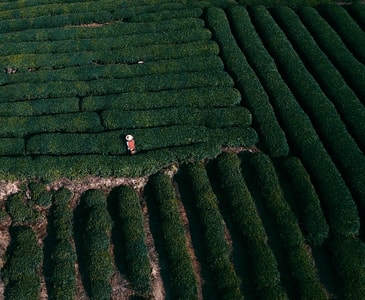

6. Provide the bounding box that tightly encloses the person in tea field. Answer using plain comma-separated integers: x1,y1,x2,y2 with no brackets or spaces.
125,135,136,155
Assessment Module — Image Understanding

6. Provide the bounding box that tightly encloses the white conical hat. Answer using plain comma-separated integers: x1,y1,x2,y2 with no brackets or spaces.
126,135,134,141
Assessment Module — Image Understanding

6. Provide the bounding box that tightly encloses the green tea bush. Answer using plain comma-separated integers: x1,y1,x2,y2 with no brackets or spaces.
0,27,211,56
1,70,228,102
147,173,198,299
245,153,327,299
2,226,42,300
252,5,365,217
0,98,80,117
1,56,223,85
271,6,365,152
184,163,243,300
277,156,329,246
49,188,76,299
319,4,365,65
0,142,222,180
28,181,52,207
297,6,365,101
0,41,219,72
215,153,287,300
80,189,113,300
81,87,240,111
0,17,205,43
126,7,203,22
205,7,289,157
0,112,102,137
0,138,24,155
101,107,251,130
0,11,122,34
247,5,359,236
327,235,365,299
111,185,151,295
26,125,257,155
5,192,39,224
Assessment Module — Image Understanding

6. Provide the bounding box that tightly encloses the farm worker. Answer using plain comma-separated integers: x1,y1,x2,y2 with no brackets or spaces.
125,135,136,155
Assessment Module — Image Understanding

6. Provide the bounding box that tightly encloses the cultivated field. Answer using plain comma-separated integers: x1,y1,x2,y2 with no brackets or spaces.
1,0,365,299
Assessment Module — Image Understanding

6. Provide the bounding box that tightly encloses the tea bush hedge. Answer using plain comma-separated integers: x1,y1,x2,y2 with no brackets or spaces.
49,188,76,300
270,6,365,152
253,5,365,216
5,192,39,224
81,189,113,300
1,70,227,102
0,56,223,85
205,7,289,157
277,156,329,246
2,226,42,300
101,107,251,130
0,138,24,155
111,185,151,295
147,173,198,299
328,235,365,299
297,6,365,101
215,153,287,300
0,112,102,137
0,98,79,117
81,87,241,111
0,17,205,43
247,5,360,236
346,2,365,31
0,27,211,56
184,163,243,300
319,4,365,65
245,153,327,299
0,41,219,72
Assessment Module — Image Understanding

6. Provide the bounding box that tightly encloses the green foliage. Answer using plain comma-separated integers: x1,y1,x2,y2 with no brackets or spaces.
0,17,205,43
319,4,365,65
205,7,289,157
0,27,211,56
0,208,8,222
215,153,287,299
271,6,365,152
81,87,241,111
0,112,103,138
1,56,223,86
184,163,243,300
28,181,52,207
328,235,365,298
297,6,365,101
80,189,113,300
247,5,359,236
147,173,198,299
110,185,151,295
244,152,327,299
101,107,251,130
277,156,329,246
2,226,42,300
0,98,80,117
0,138,24,155
0,42,219,73
254,5,365,222
26,125,256,155
5,192,39,224
127,7,203,22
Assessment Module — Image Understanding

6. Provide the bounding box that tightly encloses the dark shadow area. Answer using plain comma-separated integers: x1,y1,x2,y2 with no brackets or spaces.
143,178,172,299
206,159,256,300
42,204,57,298
238,152,296,299
174,165,219,300
73,195,92,298
312,245,340,298
107,188,128,280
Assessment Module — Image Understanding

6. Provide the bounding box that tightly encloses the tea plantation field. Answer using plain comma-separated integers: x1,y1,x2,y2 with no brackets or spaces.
1,0,365,299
